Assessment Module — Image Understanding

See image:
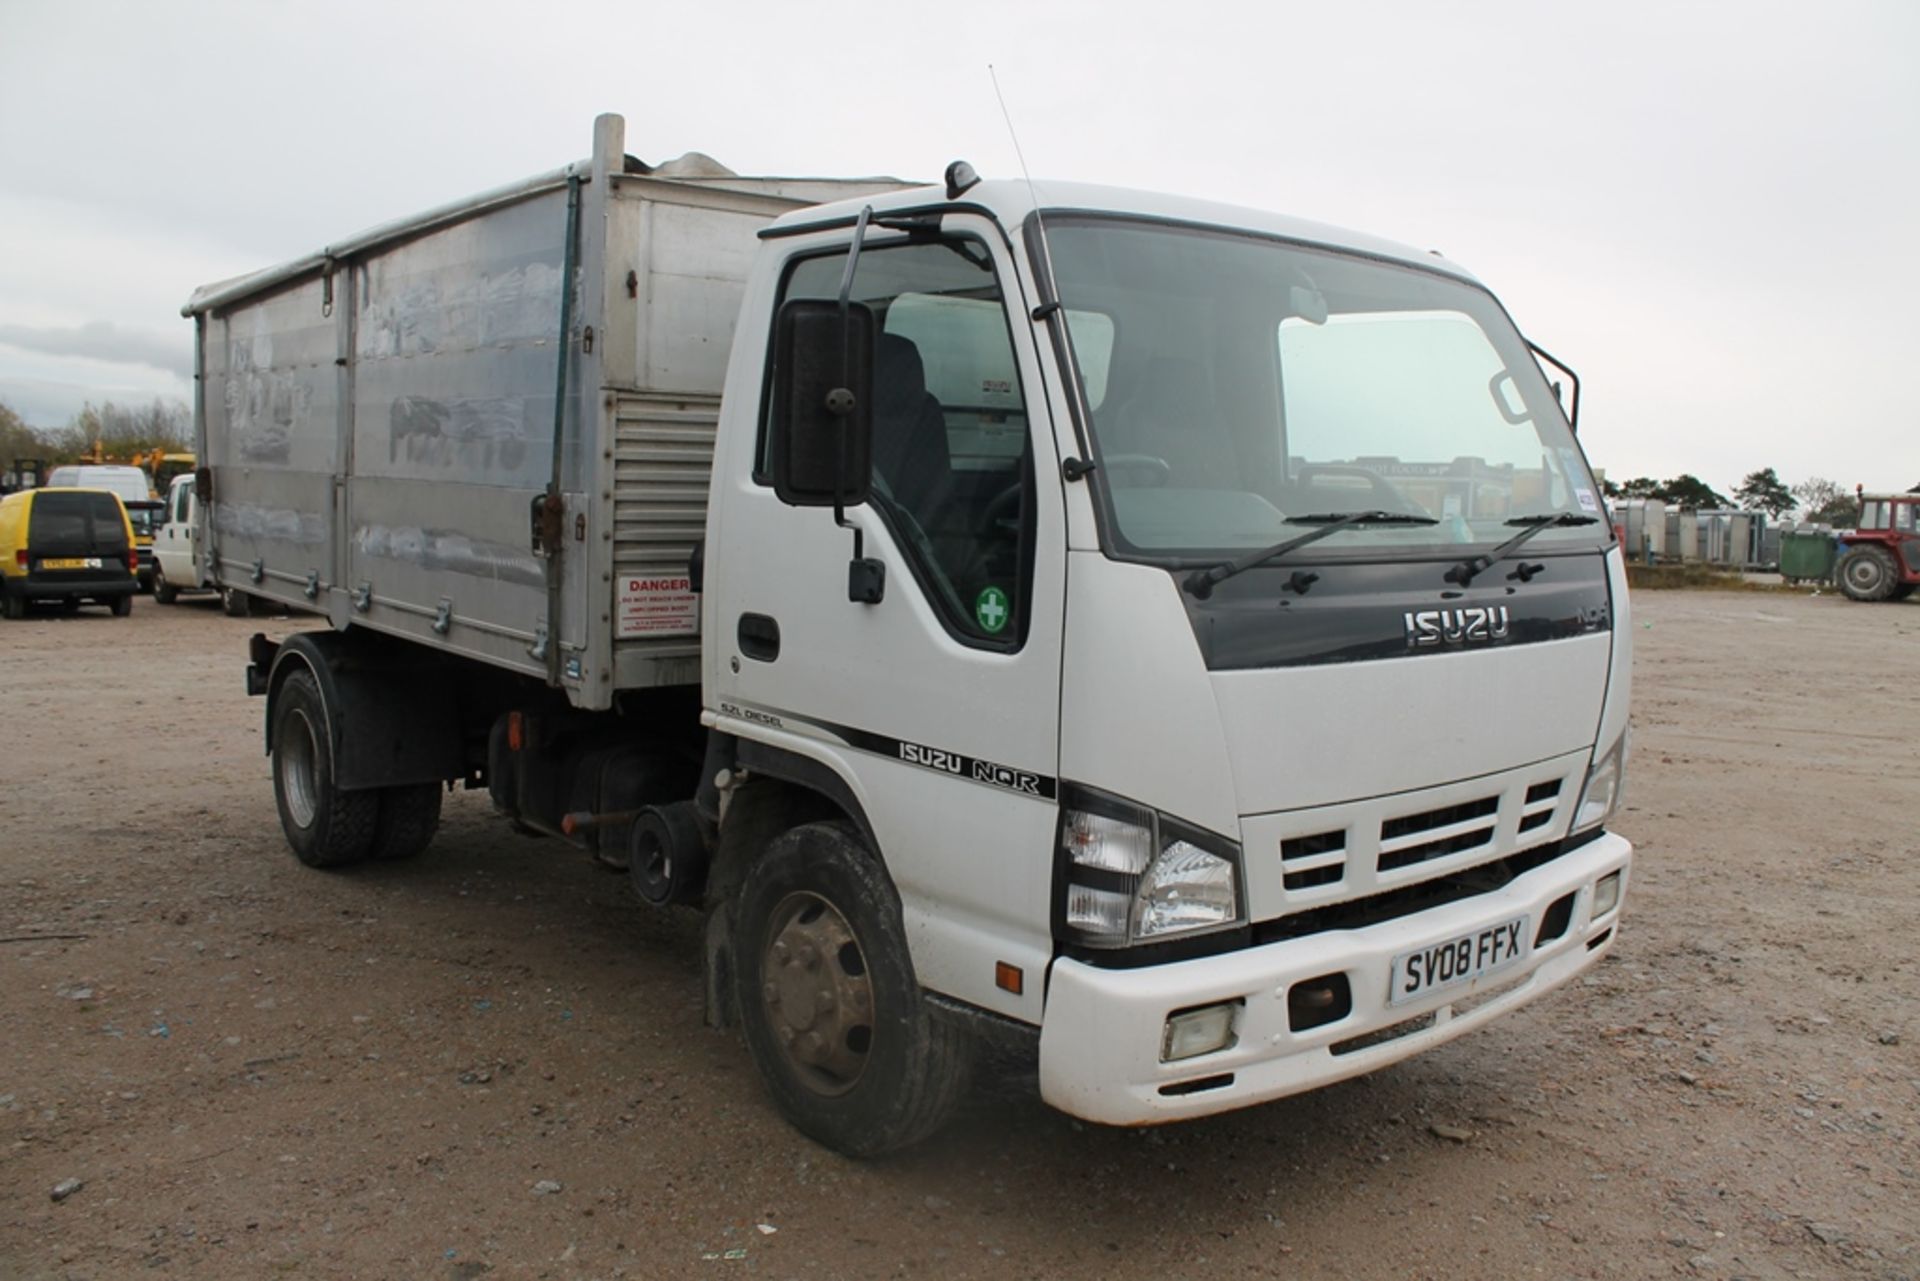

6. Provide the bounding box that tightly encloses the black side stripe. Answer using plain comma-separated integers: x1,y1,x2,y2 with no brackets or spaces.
717,701,1058,801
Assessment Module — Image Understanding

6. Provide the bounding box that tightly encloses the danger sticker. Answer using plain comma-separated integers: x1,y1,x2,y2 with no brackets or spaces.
616,574,699,638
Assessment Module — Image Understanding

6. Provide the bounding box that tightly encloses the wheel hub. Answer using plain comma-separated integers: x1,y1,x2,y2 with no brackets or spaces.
278,708,320,829
761,892,874,1095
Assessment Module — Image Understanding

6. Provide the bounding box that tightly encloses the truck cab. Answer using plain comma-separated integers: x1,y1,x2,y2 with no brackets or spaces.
703,180,1631,1131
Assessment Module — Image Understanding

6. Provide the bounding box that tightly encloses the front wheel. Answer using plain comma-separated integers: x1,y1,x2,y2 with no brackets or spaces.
271,668,377,867
1838,546,1898,602
734,822,973,1156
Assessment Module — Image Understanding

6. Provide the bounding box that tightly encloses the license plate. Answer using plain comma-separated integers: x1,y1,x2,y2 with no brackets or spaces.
41,557,102,570
1389,914,1531,1006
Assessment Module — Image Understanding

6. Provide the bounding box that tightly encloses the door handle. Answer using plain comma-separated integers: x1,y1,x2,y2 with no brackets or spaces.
737,613,780,662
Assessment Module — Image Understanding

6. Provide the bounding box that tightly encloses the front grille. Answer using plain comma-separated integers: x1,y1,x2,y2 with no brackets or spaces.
1281,829,1347,890
1518,779,1563,834
1377,796,1498,873
1253,758,1585,922
1256,827,1602,945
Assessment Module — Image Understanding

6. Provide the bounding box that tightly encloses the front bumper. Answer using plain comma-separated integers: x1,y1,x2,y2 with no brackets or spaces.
1038,830,1630,1125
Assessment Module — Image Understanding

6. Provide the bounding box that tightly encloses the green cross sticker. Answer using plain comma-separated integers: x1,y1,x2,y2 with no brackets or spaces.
974,585,1010,635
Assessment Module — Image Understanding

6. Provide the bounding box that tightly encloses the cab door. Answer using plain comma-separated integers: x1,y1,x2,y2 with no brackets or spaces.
155,476,193,585
706,218,1066,1022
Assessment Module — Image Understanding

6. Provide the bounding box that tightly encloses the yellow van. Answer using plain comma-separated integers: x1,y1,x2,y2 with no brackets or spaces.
44,462,163,590
0,487,139,618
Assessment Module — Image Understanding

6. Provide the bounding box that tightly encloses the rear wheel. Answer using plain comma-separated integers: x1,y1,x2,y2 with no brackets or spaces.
734,822,973,1156
153,563,178,604
271,668,376,867
370,784,442,861
109,595,132,618
2,586,25,620
223,588,250,617
1838,546,1898,602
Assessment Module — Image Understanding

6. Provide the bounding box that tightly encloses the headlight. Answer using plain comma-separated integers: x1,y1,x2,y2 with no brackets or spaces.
1572,730,1629,833
1056,788,1244,948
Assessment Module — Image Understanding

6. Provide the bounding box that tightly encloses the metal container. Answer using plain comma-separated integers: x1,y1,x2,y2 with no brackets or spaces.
1674,510,1699,562
1620,498,1667,560
185,115,905,709
1779,530,1837,582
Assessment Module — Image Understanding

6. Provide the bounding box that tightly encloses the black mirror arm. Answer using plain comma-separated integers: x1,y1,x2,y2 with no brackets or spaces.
830,205,874,544
830,206,884,603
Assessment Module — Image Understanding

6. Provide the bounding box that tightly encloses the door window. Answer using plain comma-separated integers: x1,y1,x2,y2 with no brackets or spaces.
772,237,1036,647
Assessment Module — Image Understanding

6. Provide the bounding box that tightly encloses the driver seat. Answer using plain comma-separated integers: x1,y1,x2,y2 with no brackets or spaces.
871,332,953,520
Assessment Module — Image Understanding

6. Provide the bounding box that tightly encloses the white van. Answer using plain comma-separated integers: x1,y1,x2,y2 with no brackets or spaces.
44,464,152,504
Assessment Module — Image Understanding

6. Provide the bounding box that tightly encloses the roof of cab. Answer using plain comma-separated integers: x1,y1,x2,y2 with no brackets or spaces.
764,178,1481,285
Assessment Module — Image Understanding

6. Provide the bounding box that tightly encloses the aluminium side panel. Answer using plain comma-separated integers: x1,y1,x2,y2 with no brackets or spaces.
200,277,342,607
343,186,593,687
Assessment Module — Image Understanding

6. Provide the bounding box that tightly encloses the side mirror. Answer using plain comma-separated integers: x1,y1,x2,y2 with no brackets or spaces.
769,299,874,508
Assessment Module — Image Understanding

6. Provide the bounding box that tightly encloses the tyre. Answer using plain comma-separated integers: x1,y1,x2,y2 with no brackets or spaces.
153,563,178,605
370,783,443,861
223,588,250,617
3,586,26,620
1837,546,1898,602
734,821,973,1156
109,595,132,618
271,668,377,867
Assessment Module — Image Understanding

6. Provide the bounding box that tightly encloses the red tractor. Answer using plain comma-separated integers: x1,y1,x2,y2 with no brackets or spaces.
1837,491,1920,602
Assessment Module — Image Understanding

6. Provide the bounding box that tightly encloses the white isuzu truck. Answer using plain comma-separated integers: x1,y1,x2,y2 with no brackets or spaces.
184,114,1631,1155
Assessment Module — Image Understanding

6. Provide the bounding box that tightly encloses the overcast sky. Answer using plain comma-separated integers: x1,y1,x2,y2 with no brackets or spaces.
2,0,1913,495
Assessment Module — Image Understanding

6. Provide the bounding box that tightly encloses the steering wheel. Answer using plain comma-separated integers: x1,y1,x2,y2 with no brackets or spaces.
1101,453,1172,487
978,481,1024,536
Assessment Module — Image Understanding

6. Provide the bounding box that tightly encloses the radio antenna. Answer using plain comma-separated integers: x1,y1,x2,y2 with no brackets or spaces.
988,64,1097,472
988,64,1066,308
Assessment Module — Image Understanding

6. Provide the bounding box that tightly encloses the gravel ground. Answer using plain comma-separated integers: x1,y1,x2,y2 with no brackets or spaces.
1,586,1916,1280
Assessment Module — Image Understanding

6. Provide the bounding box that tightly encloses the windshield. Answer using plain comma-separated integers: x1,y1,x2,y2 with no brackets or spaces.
1045,217,1607,561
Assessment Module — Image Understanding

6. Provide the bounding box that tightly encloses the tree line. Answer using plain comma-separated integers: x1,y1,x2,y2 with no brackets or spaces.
0,398,191,469
1600,468,1915,528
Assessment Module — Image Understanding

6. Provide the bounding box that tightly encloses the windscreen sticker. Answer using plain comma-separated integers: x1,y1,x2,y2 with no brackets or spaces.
1576,488,1599,512
974,585,1010,635
616,574,698,638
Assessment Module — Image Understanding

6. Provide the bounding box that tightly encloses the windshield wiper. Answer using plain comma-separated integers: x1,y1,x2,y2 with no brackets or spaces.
1444,513,1599,586
1183,510,1438,600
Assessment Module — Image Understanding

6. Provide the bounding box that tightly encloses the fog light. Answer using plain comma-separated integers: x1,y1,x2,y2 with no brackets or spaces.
1161,1001,1240,1062
1592,871,1621,919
